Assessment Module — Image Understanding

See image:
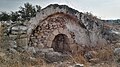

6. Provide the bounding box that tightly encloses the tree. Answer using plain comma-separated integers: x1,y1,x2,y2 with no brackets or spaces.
0,3,41,22
0,12,10,21
36,5,41,12
10,11,20,22
18,3,37,21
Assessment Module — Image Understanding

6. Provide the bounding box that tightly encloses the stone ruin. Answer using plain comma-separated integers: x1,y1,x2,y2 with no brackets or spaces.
0,4,114,65
27,4,106,54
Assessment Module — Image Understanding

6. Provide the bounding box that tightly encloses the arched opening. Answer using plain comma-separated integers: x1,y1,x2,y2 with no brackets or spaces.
51,34,70,53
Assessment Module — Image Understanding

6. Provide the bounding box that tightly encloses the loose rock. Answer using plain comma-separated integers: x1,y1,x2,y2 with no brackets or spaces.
114,48,120,56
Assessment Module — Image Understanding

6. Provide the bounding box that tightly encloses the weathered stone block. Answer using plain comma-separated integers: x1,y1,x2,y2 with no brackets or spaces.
52,29,59,35
47,41,52,47
58,28,63,33
44,52,69,63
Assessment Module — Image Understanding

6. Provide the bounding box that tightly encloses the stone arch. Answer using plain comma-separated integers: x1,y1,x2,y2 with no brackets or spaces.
47,28,72,47
51,34,70,53
27,4,83,35
27,4,105,53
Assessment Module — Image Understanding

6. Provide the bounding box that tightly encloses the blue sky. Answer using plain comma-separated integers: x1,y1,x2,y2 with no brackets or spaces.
0,0,120,20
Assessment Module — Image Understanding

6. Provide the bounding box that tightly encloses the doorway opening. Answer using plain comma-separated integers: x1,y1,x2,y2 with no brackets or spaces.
51,34,70,53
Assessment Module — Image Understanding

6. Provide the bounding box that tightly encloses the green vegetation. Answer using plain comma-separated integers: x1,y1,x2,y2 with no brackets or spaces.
0,3,41,22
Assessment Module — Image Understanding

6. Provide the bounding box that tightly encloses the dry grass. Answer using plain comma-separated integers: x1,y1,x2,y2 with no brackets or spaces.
72,53,87,64
66,44,117,67
0,44,119,67
90,62,117,67
96,45,114,61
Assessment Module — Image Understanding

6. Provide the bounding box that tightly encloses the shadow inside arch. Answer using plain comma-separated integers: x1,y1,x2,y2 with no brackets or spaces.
51,34,71,54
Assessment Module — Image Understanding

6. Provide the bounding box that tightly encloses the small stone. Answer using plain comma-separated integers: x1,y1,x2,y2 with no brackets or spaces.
52,29,59,35
69,38,74,43
45,52,68,63
9,48,18,54
29,57,36,61
116,43,120,46
89,58,99,63
47,41,52,47
0,52,5,57
48,34,55,41
38,48,54,53
9,41,17,48
34,52,45,58
27,47,36,53
58,28,63,33
114,48,120,56
74,63,84,67
33,43,37,46
37,43,44,48
84,51,98,60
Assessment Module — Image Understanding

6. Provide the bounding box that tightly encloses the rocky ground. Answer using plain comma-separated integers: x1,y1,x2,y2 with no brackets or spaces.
0,27,120,67
0,42,120,67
